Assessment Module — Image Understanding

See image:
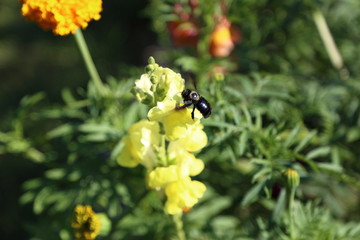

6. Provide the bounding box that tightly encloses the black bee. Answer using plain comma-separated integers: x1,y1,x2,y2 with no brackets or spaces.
176,89,212,120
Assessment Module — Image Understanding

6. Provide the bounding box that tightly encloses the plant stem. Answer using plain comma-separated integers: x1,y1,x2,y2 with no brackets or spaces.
74,29,106,95
173,213,186,240
312,9,349,80
287,188,295,240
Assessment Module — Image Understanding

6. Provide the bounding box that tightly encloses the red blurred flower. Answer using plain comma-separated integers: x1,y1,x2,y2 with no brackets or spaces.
167,20,199,47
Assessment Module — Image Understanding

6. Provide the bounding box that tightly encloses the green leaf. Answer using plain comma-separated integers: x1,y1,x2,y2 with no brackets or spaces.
47,124,76,139
45,168,66,180
294,130,317,153
23,179,42,190
241,105,253,127
224,86,244,99
255,109,262,130
187,196,232,223
61,88,76,105
111,140,125,161
20,92,45,108
19,191,36,205
271,188,286,223
241,181,266,206
284,124,301,147
34,187,51,214
124,103,141,129
79,123,118,133
306,146,331,159
25,148,45,163
203,120,239,131
317,163,342,172
238,131,248,156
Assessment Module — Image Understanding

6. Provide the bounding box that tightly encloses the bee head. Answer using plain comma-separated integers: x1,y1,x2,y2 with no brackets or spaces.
181,89,192,99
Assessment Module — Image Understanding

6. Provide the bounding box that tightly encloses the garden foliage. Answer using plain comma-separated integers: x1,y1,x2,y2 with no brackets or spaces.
1,0,360,239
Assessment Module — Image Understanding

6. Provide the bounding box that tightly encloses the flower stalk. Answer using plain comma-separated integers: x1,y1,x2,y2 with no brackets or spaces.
74,29,106,95
282,169,300,240
312,9,349,80
287,187,296,240
173,213,186,240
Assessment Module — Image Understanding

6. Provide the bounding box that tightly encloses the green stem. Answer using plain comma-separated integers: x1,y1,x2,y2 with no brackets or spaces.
287,188,295,240
312,9,349,80
74,29,106,95
173,213,186,240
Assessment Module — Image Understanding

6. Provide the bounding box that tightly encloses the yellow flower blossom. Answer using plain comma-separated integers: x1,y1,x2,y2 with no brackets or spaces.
71,205,100,240
165,177,206,215
132,63,184,106
153,67,185,102
170,123,208,152
117,120,160,169
148,165,181,189
21,0,102,36
148,100,204,142
147,150,204,189
168,142,205,176
132,73,155,105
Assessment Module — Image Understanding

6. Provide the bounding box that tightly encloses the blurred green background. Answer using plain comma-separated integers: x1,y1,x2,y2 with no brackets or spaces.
1,0,360,239
0,1,156,239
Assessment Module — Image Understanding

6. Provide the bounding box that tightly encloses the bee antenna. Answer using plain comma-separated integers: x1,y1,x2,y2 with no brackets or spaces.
190,75,198,90
181,71,197,90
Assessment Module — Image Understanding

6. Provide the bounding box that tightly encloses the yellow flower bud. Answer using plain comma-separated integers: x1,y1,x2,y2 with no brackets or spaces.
148,56,156,64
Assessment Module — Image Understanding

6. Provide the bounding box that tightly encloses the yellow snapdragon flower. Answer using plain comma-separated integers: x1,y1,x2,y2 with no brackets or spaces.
21,0,102,36
148,150,204,189
119,57,209,215
165,177,206,214
117,120,160,169
132,61,184,107
148,100,205,143
168,122,208,152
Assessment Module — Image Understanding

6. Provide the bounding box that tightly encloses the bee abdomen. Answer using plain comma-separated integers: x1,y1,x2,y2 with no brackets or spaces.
197,97,212,118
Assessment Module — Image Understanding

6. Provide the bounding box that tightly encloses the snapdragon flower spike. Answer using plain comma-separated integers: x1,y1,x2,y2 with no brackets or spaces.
118,57,207,214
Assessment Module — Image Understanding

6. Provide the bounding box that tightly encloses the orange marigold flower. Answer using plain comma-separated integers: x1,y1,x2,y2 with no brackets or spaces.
20,0,102,36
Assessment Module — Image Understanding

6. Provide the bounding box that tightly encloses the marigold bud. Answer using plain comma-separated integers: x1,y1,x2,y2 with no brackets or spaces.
71,205,100,240
282,169,300,190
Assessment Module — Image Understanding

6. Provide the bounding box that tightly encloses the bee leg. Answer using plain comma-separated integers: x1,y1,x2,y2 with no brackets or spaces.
175,102,192,110
191,105,196,120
